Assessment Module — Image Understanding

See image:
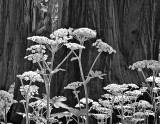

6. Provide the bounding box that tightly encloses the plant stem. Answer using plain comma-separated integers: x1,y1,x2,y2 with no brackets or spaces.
141,70,146,80
26,97,29,124
152,70,157,124
87,51,102,77
78,42,89,124
4,107,7,124
45,75,50,124
55,50,73,70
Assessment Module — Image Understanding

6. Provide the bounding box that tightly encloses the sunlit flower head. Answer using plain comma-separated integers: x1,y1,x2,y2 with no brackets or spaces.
27,36,50,44
0,90,16,109
139,87,148,92
64,43,85,50
73,28,96,42
64,81,83,90
114,95,129,103
128,84,139,89
80,98,93,104
50,28,73,39
24,53,48,63
103,84,128,94
20,85,39,98
92,113,110,120
125,90,142,97
146,76,160,83
92,39,116,53
17,71,44,82
98,99,112,108
129,60,160,71
50,28,73,45
26,45,46,53
29,99,47,109
75,103,85,108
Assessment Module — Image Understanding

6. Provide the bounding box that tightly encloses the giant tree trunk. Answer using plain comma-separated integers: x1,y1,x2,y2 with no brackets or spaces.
55,0,160,110
0,0,160,124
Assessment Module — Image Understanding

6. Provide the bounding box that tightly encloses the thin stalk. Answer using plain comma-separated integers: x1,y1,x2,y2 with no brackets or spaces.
141,70,146,80
45,76,50,124
78,48,85,81
4,107,7,124
110,96,115,124
50,52,55,70
26,97,29,124
87,51,102,77
55,50,73,70
78,42,89,124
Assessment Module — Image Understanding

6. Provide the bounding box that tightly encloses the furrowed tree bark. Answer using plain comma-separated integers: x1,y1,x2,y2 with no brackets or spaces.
0,0,160,124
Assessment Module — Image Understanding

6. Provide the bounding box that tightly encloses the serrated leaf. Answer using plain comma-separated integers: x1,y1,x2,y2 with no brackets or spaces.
89,70,106,79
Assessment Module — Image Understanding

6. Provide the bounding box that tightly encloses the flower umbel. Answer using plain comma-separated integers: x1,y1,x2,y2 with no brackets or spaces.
17,71,44,82
93,39,116,53
73,28,96,42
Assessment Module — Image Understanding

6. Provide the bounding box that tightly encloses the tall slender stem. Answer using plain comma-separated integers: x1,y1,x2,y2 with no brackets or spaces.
87,51,102,77
4,107,7,124
26,97,29,124
78,42,89,124
55,50,73,70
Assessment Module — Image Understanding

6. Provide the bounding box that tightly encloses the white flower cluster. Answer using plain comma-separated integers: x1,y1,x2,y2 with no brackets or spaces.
48,28,73,47
64,43,85,50
17,71,44,82
146,76,160,83
124,90,142,97
129,60,160,71
93,39,116,53
73,28,96,42
27,36,50,44
26,45,46,53
80,98,93,104
64,81,83,90
98,99,112,108
24,53,48,63
29,99,47,109
50,28,73,43
20,85,39,98
92,113,110,120
103,84,129,94
0,90,17,115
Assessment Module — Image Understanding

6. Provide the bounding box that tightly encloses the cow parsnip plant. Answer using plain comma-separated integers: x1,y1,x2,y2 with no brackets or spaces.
129,60,160,124
14,27,116,124
0,83,17,124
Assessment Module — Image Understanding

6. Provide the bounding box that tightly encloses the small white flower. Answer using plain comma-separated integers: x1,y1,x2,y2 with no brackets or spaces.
20,85,39,98
27,36,50,44
93,39,116,53
73,28,96,42
27,45,46,53
128,84,139,89
64,81,83,90
64,43,85,50
80,98,93,104
146,76,160,83
17,71,44,83
75,103,85,108
24,53,48,63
